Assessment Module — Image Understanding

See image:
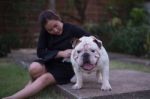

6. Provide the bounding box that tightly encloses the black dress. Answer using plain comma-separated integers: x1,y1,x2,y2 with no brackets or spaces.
35,23,90,84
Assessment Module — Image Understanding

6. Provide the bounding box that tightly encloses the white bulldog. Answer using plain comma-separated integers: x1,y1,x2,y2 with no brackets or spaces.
70,36,112,91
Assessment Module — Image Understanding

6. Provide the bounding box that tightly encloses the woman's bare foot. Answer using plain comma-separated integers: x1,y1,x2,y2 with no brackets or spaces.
2,96,16,99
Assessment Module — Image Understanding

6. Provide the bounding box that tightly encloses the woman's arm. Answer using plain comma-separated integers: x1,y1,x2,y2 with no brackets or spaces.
56,49,72,58
37,30,72,61
37,30,59,61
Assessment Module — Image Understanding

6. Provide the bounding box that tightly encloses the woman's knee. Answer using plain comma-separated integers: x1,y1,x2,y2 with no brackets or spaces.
28,62,46,79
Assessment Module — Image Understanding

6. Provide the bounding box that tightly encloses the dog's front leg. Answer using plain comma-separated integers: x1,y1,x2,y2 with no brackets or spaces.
70,75,76,83
96,70,102,83
72,67,83,89
101,66,112,91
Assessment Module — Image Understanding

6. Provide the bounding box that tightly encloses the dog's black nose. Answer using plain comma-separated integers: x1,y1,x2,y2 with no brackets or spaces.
82,53,90,63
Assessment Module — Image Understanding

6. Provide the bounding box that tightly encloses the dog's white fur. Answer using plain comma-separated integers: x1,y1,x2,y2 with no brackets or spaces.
70,36,111,91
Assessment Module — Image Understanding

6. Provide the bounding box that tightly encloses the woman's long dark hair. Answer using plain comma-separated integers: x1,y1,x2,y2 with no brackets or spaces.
39,10,61,29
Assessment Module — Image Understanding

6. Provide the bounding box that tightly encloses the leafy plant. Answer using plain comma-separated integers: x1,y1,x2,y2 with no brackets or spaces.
0,33,20,57
109,25,147,56
128,7,147,26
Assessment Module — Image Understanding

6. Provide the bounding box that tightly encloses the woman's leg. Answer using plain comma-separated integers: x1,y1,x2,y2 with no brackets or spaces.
2,62,56,99
28,62,47,80
3,73,56,99
25,62,46,88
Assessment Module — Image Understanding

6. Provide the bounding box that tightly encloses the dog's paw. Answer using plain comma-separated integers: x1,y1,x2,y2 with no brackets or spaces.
72,84,82,89
101,83,112,91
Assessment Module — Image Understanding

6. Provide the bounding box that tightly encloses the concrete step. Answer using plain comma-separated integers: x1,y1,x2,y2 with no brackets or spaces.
54,70,150,99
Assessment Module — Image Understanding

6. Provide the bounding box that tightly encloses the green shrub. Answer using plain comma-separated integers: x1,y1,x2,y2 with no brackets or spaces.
109,25,148,56
84,13,150,57
84,22,114,47
130,8,145,23
107,7,150,57
0,33,20,57
84,0,150,58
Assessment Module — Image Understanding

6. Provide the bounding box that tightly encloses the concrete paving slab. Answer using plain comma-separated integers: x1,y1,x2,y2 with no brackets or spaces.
55,70,150,99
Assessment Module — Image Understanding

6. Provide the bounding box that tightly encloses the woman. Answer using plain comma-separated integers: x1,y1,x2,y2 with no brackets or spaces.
3,10,90,99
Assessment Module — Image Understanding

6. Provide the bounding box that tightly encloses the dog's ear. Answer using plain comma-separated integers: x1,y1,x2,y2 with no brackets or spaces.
72,38,81,48
91,36,102,49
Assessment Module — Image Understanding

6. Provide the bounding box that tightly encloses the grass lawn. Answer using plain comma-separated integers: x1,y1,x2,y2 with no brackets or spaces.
0,58,65,99
0,58,150,99
0,58,29,98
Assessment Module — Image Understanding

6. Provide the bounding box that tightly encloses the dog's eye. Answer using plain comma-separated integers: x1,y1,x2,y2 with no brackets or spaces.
77,50,81,54
91,49,95,53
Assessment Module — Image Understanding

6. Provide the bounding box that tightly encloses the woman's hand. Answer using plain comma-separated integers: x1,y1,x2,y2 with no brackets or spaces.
57,49,72,58
61,49,72,58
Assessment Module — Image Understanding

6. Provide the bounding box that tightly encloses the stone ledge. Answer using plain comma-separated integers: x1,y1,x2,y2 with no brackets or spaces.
54,70,150,99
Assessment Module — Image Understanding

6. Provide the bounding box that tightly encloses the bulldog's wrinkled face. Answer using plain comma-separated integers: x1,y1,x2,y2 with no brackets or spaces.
73,36,102,71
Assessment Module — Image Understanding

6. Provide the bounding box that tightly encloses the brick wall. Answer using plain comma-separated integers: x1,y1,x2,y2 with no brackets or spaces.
0,0,109,48
0,0,49,47
56,0,109,25
86,0,108,22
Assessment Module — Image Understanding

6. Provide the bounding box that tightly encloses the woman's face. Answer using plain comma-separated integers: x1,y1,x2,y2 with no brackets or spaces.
44,20,63,35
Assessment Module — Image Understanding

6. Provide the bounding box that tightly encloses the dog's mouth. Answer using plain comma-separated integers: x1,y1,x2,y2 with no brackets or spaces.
81,63,95,71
